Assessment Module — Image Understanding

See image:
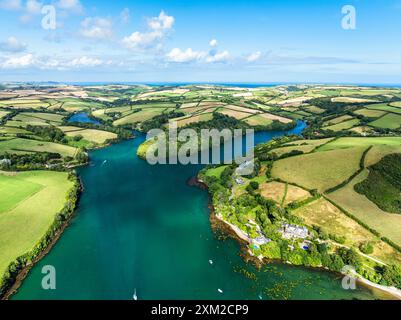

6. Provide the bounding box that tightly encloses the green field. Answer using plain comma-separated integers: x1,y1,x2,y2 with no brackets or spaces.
0,138,77,157
327,169,401,246
113,108,168,126
271,147,365,192
204,165,228,179
355,154,401,214
0,110,9,119
244,114,273,126
0,171,74,279
269,138,333,157
318,137,401,152
354,109,386,118
324,119,360,132
58,126,117,144
323,115,353,126
366,103,401,115
369,113,401,130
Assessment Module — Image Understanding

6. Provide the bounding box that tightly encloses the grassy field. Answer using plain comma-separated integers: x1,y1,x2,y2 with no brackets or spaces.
244,114,273,126
323,115,353,126
369,113,401,130
365,144,401,166
0,110,9,119
324,119,360,132
366,103,401,115
304,105,325,114
260,181,310,205
292,198,401,264
0,138,77,157
174,113,214,127
318,137,401,152
217,108,252,120
269,138,333,156
113,108,168,126
271,147,365,192
327,169,401,247
58,126,117,144
353,109,387,118
204,165,228,179
0,171,74,279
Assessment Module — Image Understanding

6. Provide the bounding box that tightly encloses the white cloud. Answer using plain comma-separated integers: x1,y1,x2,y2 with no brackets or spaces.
26,0,42,14
0,0,21,10
56,0,83,13
166,48,206,63
209,39,218,47
67,56,103,67
80,17,113,39
0,36,27,52
206,50,230,63
120,8,130,24
246,51,262,62
122,11,174,50
148,10,174,32
0,53,106,70
1,53,35,69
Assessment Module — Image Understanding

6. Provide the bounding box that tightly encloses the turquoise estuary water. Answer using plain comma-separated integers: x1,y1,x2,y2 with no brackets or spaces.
13,123,377,300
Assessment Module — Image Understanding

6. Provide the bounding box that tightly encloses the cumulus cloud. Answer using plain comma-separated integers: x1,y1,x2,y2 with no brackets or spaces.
0,36,27,52
166,48,206,63
122,11,174,50
67,56,103,67
56,0,83,13
209,39,218,47
246,51,262,62
0,0,21,10
206,50,230,63
0,53,106,70
80,17,113,39
1,53,35,69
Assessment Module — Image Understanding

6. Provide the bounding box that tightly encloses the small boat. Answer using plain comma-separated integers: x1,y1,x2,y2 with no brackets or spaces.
133,289,138,301
258,293,263,300
101,160,107,166
218,289,223,294
209,260,213,265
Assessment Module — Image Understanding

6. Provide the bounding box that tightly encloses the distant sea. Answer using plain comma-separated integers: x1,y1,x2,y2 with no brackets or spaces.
63,82,401,88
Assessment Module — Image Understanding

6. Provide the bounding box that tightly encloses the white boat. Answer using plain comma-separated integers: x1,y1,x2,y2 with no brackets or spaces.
209,260,213,265
133,289,138,301
218,289,223,294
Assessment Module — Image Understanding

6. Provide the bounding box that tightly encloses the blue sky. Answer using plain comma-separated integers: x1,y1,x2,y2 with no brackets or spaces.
0,0,400,83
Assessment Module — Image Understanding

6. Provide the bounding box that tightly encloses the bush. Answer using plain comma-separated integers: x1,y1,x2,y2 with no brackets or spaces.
359,242,374,255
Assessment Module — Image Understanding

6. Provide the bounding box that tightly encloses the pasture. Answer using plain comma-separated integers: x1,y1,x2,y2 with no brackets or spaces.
271,147,365,192
327,170,401,247
369,113,401,130
0,171,74,280
0,138,77,157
